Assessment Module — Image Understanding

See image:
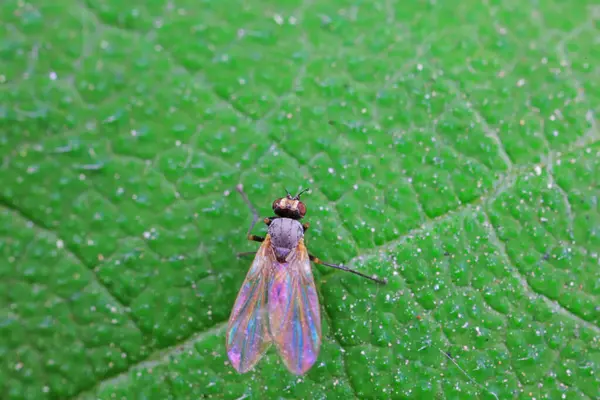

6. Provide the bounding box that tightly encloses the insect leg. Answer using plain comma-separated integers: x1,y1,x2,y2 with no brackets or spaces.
264,216,280,226
248,234,265,242
236,184,261,236
302,222,310,232
309,254,387,285
236,251,256,259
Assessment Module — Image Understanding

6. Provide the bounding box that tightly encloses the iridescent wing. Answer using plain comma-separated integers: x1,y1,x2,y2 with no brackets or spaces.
268,238,321,375
226,235,275,373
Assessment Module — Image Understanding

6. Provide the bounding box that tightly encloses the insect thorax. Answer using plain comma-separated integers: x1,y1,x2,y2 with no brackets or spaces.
268,218,304,261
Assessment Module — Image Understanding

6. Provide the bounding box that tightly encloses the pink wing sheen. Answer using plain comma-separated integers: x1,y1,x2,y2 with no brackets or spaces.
226,236,275,373
268,239,321,375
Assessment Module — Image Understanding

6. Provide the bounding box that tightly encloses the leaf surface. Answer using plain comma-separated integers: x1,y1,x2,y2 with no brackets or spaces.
1,0,599,399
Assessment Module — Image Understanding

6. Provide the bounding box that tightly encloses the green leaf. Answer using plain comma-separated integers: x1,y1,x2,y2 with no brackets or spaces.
1,0,599,399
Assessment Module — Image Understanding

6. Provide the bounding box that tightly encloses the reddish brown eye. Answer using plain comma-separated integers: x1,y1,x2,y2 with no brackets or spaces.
298,202,306,217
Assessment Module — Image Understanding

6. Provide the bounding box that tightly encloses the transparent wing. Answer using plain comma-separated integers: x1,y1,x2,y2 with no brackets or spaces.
226,236,274,373
268,238,321,375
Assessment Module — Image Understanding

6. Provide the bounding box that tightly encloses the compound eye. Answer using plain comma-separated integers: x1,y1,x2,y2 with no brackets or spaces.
297,202,306,217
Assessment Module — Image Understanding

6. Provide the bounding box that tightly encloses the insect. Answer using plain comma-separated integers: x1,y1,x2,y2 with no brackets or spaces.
226,185,386,375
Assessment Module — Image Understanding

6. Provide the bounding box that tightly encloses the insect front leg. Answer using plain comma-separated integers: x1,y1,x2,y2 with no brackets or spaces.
235,184,269,245
236,184,263,236
309,254,387,285
264,216,280,226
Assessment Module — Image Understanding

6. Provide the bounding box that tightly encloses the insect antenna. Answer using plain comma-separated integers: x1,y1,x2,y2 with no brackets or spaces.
294,188,310,199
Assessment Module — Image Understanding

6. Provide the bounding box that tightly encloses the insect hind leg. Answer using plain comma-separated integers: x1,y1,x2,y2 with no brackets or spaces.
236,251,257,259
309,254,387,285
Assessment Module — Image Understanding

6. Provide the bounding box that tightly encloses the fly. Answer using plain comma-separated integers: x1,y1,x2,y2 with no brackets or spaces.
226,185,386,375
